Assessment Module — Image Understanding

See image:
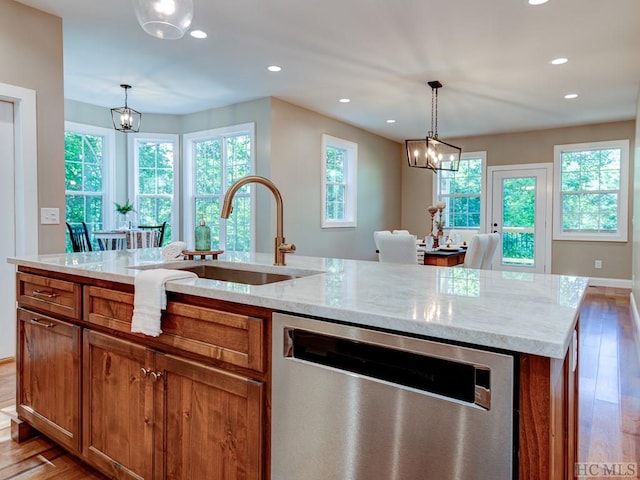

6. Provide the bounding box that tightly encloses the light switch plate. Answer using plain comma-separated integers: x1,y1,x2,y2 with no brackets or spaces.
41,207,60,225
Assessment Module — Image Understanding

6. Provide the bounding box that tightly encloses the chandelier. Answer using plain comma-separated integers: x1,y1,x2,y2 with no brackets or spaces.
132,0,194,40
405,81,461,172
110,84,142,133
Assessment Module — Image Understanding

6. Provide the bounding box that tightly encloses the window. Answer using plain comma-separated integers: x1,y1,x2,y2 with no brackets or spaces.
129,134,179,244
321,134,357,228
183,124,254,252
434,152,486,230
553,139,629,241
64,122,115,251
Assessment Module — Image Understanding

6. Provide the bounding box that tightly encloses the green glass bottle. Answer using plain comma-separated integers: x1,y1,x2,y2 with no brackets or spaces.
194,217,211,251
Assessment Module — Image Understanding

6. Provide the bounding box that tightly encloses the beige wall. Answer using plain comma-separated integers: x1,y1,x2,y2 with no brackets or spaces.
401,120,636,279
1,0,65,253
270,98,403,260
632,88,640,306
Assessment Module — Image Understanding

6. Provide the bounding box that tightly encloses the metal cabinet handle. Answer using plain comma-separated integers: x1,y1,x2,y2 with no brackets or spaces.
150,371,163,382
29,318,55,328
140,367,151,377
32,289,58,299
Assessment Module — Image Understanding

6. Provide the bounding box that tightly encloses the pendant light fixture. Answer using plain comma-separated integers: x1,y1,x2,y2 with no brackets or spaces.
111,84,142,133
132,0,194,40
405,81,461,172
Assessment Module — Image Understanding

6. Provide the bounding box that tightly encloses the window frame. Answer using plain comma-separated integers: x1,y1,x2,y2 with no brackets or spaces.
64,121,116,233
182,123,256,252
553,139,629,242
432,151,487,232
321,134,358,228
128,132,180,242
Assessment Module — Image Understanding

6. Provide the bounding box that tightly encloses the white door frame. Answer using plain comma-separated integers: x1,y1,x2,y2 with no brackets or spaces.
486,163,553,273
0,82,38,256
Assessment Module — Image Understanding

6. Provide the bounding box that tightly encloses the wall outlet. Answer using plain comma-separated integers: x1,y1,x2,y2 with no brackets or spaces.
594,260,602,269
41,207,60,225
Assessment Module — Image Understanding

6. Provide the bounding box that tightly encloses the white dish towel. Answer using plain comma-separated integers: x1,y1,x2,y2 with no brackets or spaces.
131,268,197,337
162,241,187,261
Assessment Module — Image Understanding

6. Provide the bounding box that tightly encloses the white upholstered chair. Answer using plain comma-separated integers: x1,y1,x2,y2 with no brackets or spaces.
373,230,392,252
481,233,501,269
462,234,490,269
392,229,411,235
377,233,419,264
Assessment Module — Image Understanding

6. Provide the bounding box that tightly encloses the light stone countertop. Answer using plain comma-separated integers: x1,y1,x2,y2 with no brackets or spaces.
8,248,589,359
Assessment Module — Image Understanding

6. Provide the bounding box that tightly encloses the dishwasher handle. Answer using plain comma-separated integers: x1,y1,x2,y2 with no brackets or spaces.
284,327,492,410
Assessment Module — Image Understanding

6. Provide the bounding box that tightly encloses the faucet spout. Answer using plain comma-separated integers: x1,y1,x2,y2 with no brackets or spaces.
221,175,295,266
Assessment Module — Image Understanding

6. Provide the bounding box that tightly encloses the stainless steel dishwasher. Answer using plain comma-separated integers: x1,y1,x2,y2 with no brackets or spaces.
271,313,515,480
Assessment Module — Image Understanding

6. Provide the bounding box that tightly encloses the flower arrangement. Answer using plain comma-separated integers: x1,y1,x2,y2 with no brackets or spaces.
114,199,135,215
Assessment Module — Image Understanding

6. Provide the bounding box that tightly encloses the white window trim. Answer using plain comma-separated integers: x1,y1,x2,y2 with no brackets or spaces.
182,123,256,251
65,121,116,229
321,134,357,228
127,132,180,237
432,151,487,232
553,139,629,242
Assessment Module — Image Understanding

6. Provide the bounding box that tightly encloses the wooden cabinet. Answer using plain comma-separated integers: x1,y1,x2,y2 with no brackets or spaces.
83,330,154,479
85,286,265,372
154,352,264,479
83,330,264,480
16,307,82,453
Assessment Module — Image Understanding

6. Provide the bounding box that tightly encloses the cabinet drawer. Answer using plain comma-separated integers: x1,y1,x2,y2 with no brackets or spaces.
17,272,82,320
84,286,265,372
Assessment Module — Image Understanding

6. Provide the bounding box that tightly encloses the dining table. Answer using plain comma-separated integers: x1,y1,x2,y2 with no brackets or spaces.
422,247,467,267
93,229,159,250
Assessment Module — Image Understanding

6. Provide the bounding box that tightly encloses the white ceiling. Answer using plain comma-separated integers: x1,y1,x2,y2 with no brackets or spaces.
16,0,640,142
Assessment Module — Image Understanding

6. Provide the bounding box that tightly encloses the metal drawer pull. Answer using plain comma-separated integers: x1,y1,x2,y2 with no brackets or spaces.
30,318,55,328
150,371,163,382
32,289,58,299
140,367,151,377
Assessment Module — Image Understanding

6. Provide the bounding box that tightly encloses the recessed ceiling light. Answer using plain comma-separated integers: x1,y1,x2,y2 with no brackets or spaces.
564,93,579,99
528,0,549,5
267,65,282,72
551,57,568,65
189,30,207,39
386,119,396,124
339,98,350,103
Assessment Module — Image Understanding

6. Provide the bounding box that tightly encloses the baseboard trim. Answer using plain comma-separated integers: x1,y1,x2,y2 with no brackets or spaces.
587,277,633,288
629,292,640,361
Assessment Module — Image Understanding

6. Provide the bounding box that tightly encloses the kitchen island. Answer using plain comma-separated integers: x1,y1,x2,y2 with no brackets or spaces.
8,248,588,479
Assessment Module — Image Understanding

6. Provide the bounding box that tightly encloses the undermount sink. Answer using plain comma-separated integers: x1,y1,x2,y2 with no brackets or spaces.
130,261,321,286
178,265,297,285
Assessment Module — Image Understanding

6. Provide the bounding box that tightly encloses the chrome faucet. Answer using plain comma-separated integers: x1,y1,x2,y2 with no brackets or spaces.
220,175,296,266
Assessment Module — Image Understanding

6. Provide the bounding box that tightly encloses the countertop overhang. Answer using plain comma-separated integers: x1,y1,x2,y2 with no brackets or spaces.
8,248,588,359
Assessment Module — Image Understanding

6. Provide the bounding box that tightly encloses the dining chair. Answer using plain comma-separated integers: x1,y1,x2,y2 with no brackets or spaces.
138,221,167,247
66,222,93,252
377,233,419,264
481,233,501,269
462,234,489,269
373,230,392,253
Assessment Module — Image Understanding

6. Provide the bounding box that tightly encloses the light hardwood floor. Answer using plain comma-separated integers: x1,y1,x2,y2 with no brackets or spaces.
0,287,638,479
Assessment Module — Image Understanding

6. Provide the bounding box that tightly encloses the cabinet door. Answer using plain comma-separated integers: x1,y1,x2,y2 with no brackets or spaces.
17,308,81,453
83,330,155,480
154,354,265,480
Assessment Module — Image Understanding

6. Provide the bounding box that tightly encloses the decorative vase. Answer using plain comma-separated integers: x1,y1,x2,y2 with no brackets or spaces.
119,213,131,230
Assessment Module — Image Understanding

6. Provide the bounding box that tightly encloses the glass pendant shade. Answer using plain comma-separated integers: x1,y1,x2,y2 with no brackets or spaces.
111,85,142,133
132,0,194,40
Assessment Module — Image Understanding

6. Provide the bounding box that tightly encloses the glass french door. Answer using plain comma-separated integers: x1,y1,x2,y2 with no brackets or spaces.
488,165,552,273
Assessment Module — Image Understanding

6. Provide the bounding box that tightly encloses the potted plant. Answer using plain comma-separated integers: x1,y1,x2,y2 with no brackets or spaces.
114,200,135,229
